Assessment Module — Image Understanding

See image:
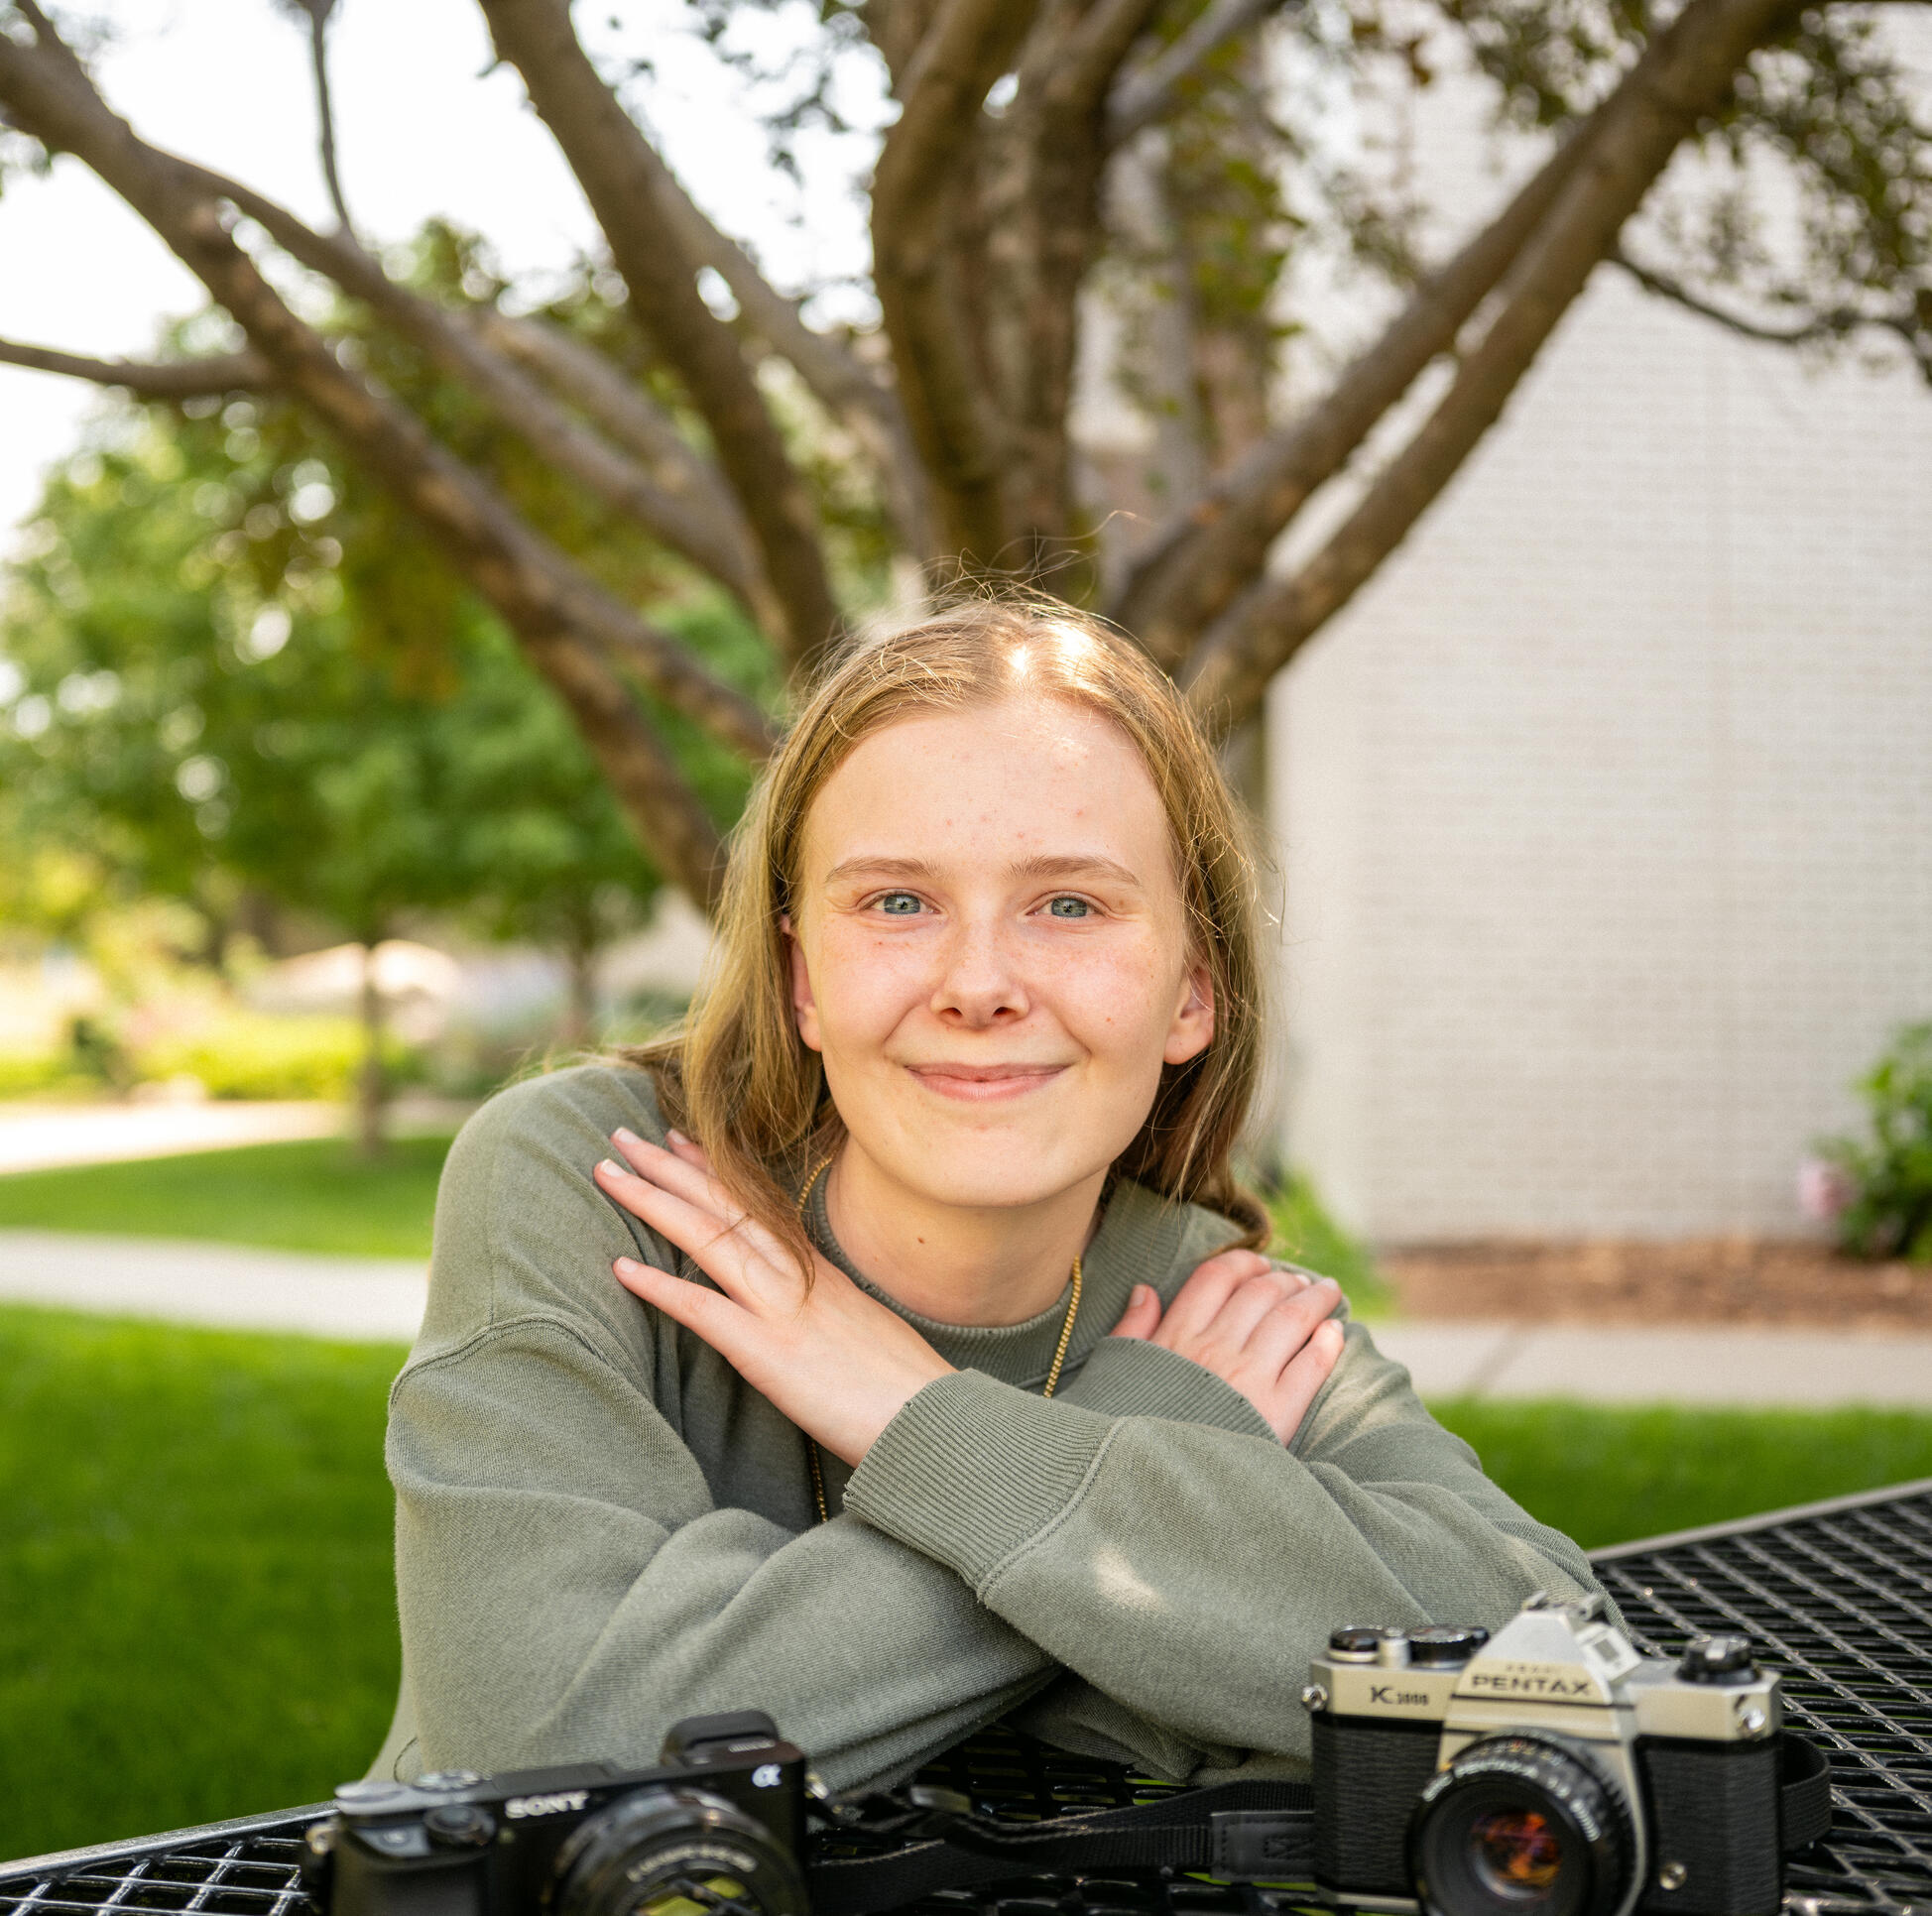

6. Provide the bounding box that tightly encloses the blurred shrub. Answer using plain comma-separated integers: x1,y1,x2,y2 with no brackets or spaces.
416,1026,546,1102
131,1013,419,1102
1266,1171,1394,1316
1818,1022,1932,1262
604,989,690,1046
0,1050,89,1099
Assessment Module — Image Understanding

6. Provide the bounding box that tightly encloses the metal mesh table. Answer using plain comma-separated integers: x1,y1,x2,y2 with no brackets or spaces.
1593,1480,1932,1914
5,1479,1929,1916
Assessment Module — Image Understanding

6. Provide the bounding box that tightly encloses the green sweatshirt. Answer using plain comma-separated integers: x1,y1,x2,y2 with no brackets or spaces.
371,1063,1600,1791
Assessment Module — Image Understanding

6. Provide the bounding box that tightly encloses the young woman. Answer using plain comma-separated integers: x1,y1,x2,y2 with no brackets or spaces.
371,600,1599,1792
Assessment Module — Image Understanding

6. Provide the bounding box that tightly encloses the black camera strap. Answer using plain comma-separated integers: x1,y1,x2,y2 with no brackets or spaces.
806,1730,1830,1916
1778,1728,1832,1855
805,1779,1314,1916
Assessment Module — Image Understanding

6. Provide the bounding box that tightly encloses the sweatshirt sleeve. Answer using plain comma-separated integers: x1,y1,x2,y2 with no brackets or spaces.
1053,1332,1277,1437
840,1310,1601,1769
386,1071,1055,1792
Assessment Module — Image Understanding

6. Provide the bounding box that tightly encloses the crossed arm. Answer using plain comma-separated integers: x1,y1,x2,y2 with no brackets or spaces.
591,1126,1348,1462
385,1070,1602,1790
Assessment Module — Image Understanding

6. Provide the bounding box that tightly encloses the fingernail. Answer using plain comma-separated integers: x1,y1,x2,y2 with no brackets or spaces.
666,1128,691,1146
613,1127,641,1145
1135,1284,1153,1304
614,1256,641,1275
597,1158,623,1178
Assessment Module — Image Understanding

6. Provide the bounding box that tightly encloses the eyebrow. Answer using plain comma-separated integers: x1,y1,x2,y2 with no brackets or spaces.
822,852,1147,891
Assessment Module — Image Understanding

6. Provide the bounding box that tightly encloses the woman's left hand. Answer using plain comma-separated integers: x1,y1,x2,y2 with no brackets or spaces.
594,1130,954,1468
1108,1249,1344,1443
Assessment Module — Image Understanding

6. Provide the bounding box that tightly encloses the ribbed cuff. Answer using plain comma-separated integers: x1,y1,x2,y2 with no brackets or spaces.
843,1371,1117,1590
1055,1337,1276,1441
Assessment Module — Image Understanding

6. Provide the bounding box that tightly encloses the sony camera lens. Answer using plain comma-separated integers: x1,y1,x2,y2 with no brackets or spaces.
1407,1736,1633,1916
551,1788,806,1916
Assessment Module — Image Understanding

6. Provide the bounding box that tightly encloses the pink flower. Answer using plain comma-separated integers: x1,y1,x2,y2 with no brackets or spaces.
1797,1156,1855,1223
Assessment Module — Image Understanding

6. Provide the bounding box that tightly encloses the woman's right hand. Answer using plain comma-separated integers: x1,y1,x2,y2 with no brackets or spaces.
1109,1250,1345,1443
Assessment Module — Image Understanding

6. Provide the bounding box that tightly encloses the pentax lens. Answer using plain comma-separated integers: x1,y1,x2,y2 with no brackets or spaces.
1407,1736,1633,1916
1467,1808,1561,1897
551,1789,806,1916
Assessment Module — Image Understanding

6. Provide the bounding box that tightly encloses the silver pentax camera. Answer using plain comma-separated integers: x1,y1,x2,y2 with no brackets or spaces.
1302,1594,1791,1916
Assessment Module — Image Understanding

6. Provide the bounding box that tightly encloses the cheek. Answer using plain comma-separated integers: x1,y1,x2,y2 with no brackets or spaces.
1042,936,1183,1050
809,923,929,1037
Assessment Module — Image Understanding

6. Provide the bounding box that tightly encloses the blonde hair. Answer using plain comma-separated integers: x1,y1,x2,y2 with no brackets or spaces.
626,597,1270,1275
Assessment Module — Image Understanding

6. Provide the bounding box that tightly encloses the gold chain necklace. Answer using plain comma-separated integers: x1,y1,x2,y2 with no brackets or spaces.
792,1154,1083,1524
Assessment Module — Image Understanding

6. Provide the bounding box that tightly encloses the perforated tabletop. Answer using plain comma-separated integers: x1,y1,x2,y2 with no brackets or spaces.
1592,1479,1932,1913
4,1478,1929,1916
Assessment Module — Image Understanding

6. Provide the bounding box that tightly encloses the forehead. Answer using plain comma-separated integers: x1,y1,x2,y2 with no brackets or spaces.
799,696,1175,879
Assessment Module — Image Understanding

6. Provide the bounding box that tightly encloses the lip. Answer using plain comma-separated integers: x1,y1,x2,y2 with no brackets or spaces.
906,1063,1068,1103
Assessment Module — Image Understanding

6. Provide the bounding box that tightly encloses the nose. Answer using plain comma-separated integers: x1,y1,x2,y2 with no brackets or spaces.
929,917,1029,1027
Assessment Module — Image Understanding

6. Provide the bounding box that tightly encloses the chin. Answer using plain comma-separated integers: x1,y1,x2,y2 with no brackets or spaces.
885,1138,1112,1211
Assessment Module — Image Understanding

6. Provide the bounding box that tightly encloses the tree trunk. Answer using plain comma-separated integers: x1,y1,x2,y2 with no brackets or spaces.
357,938,388,1161
562,932,599,1051
197,909,231,976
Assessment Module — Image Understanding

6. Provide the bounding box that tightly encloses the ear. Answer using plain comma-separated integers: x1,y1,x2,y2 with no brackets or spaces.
781,911,823,1052
1162,958,1215,1066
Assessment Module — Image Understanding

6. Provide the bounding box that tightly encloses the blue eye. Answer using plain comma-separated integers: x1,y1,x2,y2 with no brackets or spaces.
1046,897,1091,918
876,892,923,915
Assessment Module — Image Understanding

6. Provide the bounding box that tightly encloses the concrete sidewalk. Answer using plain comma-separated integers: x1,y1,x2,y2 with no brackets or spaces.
1372,1318,1932,1408
0,1231,425,1343
0,1102,344,1174
4,1228,1931,1403
0,1095,477,1174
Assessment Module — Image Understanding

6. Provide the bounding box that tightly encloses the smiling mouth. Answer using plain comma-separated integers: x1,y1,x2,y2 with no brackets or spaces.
906,1063,1068,1102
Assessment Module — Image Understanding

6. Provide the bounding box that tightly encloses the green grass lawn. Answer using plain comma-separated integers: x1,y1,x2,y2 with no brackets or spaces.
6,1302,1932,1863
1266,1175,1396,1316
1433,1398,1932,1551
0,1136,452,1258
0,1136,1367,1283
0,1308,407,1861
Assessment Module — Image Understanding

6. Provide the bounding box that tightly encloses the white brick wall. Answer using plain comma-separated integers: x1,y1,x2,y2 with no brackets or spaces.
1268,272,1932,1242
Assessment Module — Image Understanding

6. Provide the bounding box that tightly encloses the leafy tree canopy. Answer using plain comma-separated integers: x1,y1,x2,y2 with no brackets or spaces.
0,230,762,991
0,0,1925,913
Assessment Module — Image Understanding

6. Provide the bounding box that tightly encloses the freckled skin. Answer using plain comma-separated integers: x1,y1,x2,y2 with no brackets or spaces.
784,697,1213,1315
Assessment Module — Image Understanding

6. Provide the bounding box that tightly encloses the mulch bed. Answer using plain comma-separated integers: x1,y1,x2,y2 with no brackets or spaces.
1380,1239,1932,1330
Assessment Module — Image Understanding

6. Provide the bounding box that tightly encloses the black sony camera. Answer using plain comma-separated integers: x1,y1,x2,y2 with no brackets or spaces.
1303,1593,1827,1916
303,1712,809,1916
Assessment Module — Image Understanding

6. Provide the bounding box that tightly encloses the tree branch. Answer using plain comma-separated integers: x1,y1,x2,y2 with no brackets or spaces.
872,0,1045,562
1108,106,1600,664
639,168,938,559
1613,247,1932,379
1180,0,1810,734
302,1,353,234
0,9,766,909
472,310,741,522
182,158,778,625
520,624,731,913
479,0,843,674
0,336,270,397
974,0,1168,582
1057,0,1170,120
1107,0,1282,147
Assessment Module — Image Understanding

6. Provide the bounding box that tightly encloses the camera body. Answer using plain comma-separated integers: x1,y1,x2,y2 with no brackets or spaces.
306,1712,809,1916
1304,1594,1787,1916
